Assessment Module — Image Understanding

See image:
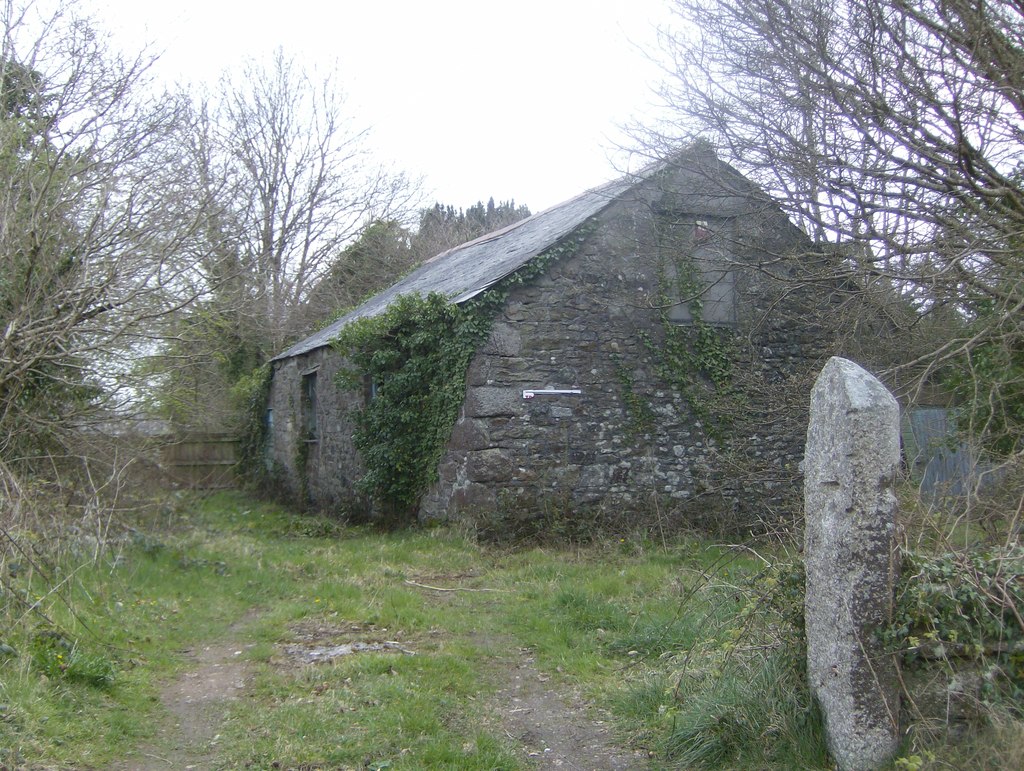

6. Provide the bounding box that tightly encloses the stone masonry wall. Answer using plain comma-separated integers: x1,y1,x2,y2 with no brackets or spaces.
419,176,833,528
267,346,367,514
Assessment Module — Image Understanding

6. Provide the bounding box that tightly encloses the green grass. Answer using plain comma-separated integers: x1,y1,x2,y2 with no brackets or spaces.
1,490,830,769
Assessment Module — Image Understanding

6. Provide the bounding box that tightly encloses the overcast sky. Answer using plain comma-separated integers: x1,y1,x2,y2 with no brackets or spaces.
90,0,673,213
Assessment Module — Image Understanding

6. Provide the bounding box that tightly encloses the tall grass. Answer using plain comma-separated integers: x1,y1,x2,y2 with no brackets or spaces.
663,654,828,768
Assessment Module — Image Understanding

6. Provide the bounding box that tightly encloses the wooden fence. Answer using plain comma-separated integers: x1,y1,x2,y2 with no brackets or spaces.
161,434,239,489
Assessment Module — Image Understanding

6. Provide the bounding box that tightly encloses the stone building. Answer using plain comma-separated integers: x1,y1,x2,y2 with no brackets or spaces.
265,148,837,530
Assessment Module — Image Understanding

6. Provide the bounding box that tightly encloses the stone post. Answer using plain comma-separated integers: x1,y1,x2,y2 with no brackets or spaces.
804,357,901,771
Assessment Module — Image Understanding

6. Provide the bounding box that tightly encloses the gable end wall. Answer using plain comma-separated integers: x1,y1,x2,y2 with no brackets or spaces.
420,181,831,528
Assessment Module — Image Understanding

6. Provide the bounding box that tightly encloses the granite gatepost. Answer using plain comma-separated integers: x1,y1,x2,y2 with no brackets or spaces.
804,356,901,771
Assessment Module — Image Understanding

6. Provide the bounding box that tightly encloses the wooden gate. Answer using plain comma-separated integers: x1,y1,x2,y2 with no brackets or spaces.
161,434,239,489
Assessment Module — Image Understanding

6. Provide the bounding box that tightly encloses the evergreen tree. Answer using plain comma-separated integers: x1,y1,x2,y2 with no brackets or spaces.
412,198,530,260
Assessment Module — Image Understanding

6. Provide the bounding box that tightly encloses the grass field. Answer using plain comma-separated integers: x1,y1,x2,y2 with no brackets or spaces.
5,489,1016,769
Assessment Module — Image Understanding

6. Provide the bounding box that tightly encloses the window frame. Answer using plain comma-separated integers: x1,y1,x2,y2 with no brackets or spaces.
656,211,738,326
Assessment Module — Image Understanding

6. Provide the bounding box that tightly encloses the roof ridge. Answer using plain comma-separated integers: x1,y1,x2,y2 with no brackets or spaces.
270,163,669,362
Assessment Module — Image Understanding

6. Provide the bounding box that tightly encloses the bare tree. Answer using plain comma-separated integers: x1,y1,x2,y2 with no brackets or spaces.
151,51,420,431
0,0,203,462
643,0,1024,455
200,49,418,348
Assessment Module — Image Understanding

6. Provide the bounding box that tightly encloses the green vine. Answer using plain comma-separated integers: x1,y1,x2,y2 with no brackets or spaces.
638,249,739,433
611,353,655,434
881,546,1024,707
331,225,594,518
233,363,273,486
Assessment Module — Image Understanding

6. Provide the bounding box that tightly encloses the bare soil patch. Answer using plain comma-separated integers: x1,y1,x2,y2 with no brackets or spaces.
490,646,649,770
279,619,416,664
113,619,255,771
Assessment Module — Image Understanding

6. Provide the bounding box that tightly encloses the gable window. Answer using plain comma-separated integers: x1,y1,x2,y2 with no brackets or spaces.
302,371,318,440
658,213,737,325
668,264,736,324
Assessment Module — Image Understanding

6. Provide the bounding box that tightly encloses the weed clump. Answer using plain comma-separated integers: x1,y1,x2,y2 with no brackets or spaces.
884,546,1024,691
664,653,828,768
29,630,116,689
658,558,828,768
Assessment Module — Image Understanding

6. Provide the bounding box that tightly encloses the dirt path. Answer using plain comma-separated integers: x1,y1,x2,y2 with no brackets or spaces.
492,646,648,770
280,619,648,769
114,620,254,771
115,613,646,770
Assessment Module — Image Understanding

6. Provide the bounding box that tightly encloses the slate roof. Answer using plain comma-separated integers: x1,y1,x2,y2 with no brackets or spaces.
271,170,647,362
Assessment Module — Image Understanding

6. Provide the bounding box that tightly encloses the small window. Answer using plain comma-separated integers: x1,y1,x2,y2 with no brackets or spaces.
658,213,737,325
302,372,318,440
